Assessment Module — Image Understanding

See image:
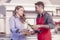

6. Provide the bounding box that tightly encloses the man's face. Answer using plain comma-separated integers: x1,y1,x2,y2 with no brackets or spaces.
35,5,43,14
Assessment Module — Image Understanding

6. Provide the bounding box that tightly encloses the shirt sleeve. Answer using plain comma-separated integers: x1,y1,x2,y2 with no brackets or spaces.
9,17,19,33
9,17,25,35
47,14,55,29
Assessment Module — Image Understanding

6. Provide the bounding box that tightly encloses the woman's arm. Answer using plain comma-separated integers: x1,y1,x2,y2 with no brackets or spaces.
9,17,19,33
9,17,27,35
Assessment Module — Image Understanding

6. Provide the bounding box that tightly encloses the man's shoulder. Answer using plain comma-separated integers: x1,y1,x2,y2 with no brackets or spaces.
44,11,52,19
45,12,51,16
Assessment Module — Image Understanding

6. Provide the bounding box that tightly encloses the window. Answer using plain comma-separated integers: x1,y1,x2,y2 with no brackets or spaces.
0,6,6,32
25,11,37,25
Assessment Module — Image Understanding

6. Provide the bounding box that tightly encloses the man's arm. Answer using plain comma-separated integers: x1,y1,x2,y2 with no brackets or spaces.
34,14,55,29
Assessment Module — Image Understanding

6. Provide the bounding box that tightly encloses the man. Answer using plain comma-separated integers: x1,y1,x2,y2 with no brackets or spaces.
34,1,55,40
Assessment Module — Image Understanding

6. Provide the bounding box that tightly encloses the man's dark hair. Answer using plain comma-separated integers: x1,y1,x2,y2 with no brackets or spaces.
35,1,44,8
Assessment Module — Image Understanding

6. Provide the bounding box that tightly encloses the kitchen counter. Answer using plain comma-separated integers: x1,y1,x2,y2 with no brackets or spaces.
0,34,37,40
0,29,60,40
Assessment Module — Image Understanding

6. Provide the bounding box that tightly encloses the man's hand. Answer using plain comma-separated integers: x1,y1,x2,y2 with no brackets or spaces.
31,25,49,30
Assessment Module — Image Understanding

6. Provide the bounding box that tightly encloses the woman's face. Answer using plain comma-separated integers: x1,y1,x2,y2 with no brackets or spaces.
16,8,25,16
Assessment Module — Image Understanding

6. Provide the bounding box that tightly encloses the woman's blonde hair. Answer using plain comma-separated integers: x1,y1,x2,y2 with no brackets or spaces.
13,6,25,17
13,6,26,23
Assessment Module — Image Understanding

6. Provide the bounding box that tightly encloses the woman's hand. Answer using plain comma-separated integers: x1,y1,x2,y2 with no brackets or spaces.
20,29,31,36
24,30,31,36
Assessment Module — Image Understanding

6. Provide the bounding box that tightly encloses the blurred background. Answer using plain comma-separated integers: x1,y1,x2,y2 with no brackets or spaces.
0,0,60,40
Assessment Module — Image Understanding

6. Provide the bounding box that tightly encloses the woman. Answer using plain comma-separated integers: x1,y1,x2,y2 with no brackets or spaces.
9,6,30,40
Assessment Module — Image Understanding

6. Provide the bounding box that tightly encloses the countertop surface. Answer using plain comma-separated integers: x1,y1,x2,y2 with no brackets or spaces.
0,29,60,40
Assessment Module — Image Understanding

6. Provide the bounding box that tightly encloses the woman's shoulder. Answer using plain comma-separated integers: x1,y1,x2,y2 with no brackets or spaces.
9,16,15,21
